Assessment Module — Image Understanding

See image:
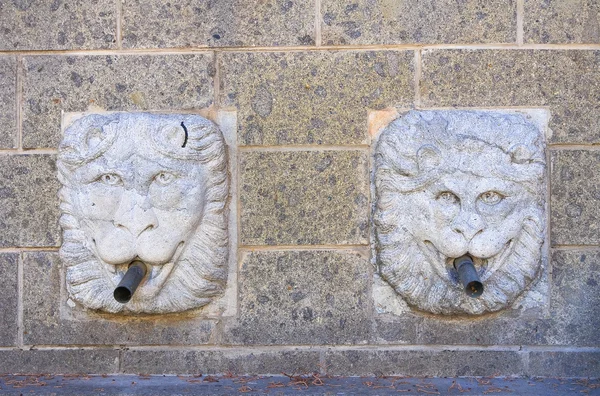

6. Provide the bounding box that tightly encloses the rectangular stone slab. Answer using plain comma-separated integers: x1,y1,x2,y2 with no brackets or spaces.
240,150,369,246
321,0,517,45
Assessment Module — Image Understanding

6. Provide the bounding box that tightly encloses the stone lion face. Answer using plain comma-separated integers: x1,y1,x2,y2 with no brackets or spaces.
58,113,229,314
374,110,546,315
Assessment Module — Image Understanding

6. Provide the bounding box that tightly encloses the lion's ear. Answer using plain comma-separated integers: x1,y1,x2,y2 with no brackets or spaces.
84,127,107,153
509,144,533,164
417,144,441,172
164,125,186,148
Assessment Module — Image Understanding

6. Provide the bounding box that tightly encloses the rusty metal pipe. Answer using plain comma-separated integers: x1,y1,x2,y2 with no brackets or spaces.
113,260,147,303
453,255,484,298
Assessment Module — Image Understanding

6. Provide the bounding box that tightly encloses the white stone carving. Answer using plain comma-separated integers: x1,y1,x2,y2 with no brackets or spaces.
374,110,546,315
58,113,229,314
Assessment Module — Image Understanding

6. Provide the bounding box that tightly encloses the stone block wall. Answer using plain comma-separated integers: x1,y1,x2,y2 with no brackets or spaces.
0,0,599,377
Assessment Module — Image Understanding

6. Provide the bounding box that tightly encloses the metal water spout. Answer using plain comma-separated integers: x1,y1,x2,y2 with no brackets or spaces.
453,255,484,298
113,260,147,303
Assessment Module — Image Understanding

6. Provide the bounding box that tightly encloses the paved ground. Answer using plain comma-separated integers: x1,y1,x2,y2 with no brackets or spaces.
0,374,598,395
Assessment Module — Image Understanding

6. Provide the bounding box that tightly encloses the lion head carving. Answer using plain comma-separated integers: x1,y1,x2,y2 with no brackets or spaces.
58,113,229,314
374,110,546,315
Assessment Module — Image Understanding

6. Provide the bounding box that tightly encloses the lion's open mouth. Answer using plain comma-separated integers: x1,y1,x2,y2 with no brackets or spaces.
102,241,185,301
422,239,515,285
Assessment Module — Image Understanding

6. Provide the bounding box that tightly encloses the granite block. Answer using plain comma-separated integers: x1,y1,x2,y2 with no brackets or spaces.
0,349,119,374
0,254,18,347
0,155,60,248
551,151,600,245
0,0,116,50
373,318,419,344
525,0,600,44
122,349,320,375
122,0,314,48
0,56,17,149
421,49,600,144
22,252,218,346
225,250,371,345
240,151,369,246
321,0,516,45
547,251,600,346
528,351,600,377
416,317,551,346
220,51,413,145
324,350,526,377
22,54,214,148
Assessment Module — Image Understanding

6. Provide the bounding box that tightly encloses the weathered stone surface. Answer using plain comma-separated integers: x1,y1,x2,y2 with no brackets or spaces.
22,55,214,148
551,151,600,245
23,252,218,345
421,50,600,144
224,251,371,345
0,56,17,148
529,352,600,377
122,349,320,374
525,0,600,44
372,318,419,344
0,155,60,248
122,0,314,48
324,350,526,376
374,110,546,315
416,317,551,346
0,0,116,50
0,349,119,374
0,254,18,347
58,113,229,314
321,0,516,45
240,151,369,245
547,251,600,346
220,51,413,145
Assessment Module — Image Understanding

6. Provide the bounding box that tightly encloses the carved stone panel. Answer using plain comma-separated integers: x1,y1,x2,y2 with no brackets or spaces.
58,113,229,314
373,110,546,315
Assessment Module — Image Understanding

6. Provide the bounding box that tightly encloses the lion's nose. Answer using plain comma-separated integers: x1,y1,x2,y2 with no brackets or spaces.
452,210,485,241
114,190,158,237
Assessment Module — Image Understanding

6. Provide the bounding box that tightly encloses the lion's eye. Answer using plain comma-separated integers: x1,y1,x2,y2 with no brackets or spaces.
98,173,122,186
154,172,176,186
437,191,459,204
479,191,504,205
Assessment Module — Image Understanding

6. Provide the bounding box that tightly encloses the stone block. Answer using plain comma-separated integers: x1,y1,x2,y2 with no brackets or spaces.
122,0,314,48
0,254,18,347
22,54,214,148
220,51,413,145
0,0,116,50
372,318,419,344
0,155,60,248
525,0,600,44
321,0,516,45
546,250,600,346
240,151,369,246
528,352,600,377
224,250,371,345
22,252,218,346
0,56,17,148
551,151,600,245
122,349,321,375
421,50,600,144
324,350,526,377
416,317,551,346
0,349,119,374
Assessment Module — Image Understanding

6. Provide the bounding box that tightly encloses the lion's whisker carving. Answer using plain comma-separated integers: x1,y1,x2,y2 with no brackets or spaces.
374,110,546,315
